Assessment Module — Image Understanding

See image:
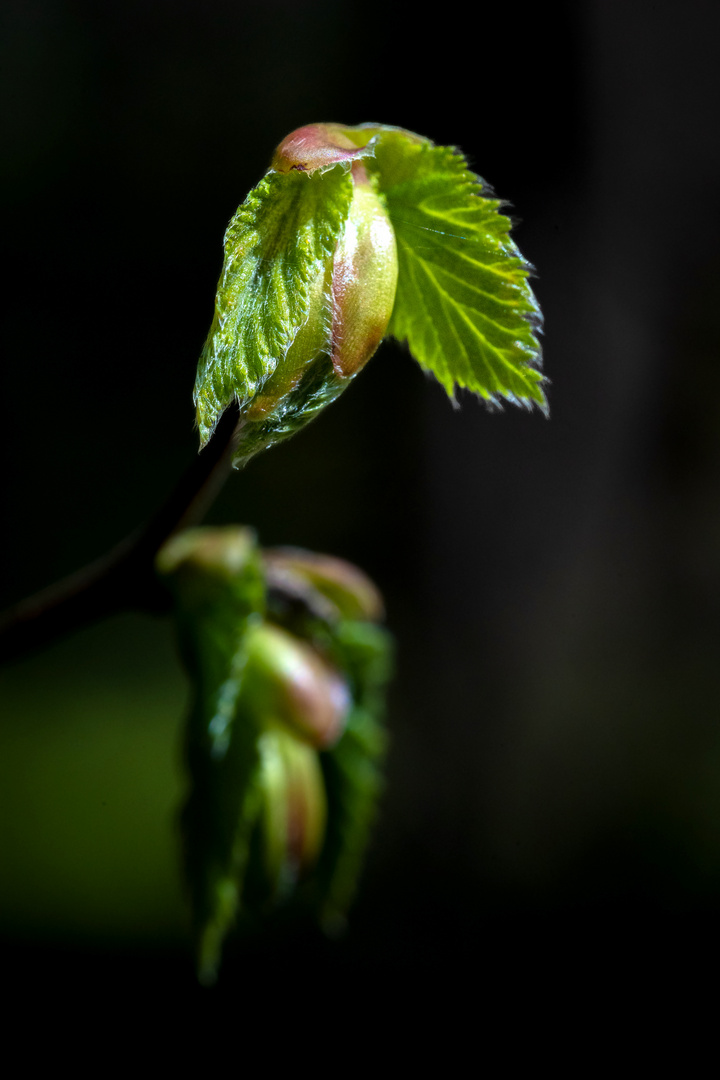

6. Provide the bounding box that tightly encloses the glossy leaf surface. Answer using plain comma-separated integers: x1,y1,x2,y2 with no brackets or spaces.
194,165,354,445
194,121,546,464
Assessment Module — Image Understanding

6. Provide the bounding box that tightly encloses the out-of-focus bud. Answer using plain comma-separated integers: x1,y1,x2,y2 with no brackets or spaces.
257,726,327,890
155,525,263,614
263,547,384,623
232,126,399,464
243,621,350,749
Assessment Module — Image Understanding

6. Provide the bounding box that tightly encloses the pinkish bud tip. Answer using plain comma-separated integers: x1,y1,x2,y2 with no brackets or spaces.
272,123,367,173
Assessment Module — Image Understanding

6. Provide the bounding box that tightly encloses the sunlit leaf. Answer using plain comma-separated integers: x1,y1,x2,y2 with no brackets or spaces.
368,132,546,410
194,164,354,445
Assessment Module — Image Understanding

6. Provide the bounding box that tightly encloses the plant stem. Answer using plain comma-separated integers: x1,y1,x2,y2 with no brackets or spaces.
0,404,241,665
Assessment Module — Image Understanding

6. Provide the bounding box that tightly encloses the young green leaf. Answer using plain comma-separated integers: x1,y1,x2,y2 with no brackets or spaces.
194,164,354,445
194,122,545,464
368,131,546,411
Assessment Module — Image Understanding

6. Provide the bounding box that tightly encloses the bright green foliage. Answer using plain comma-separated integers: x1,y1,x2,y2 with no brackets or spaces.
193,122,545,462
230,351,347,469
180,123,545,980
194,165,354,445
156,527,391,984
162,123,545,982
369,132,545,410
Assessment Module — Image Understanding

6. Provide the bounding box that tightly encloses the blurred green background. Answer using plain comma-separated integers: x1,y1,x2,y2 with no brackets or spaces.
2,0,720,1000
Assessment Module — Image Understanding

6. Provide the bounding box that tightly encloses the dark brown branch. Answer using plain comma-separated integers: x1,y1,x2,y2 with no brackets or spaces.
0,403,241,664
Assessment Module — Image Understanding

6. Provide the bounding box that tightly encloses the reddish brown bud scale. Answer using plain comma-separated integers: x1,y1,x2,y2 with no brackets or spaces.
225,122,410,464
330,162,397,378
236,125,398,453
271,123,366,173
273,127,400,382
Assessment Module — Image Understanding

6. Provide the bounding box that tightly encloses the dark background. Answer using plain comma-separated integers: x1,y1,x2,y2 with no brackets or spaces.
2,0,720,1007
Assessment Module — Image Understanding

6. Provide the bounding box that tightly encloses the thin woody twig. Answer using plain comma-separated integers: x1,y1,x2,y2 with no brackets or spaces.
0,403,241,665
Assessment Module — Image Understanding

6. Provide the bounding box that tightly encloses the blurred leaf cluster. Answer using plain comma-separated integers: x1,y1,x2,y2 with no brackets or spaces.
157,526,392,983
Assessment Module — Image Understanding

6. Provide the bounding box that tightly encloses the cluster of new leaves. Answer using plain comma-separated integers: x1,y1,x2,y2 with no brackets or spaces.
156,527,391,984
194,122,545,464
173,124,545,981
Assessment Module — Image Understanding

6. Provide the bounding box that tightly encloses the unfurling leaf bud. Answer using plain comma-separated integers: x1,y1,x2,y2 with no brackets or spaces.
243,622,350,749
194,121,545,461
155,526,392,983
257,727,327,892
231,153,398,465
195,124,407,464
263,546,384,622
